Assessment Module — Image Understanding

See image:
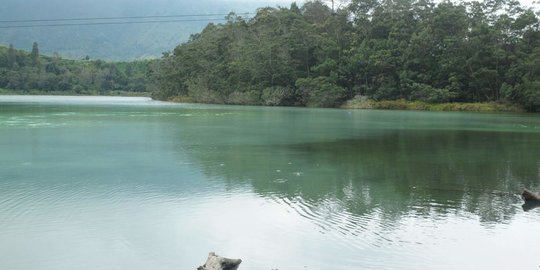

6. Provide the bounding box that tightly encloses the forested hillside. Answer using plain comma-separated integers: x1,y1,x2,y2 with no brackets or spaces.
0,43,153,95
0,0,295,60
153,0,540,111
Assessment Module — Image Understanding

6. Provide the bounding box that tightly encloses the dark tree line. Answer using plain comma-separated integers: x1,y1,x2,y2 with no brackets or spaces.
0,43,154,95
152,0,540,111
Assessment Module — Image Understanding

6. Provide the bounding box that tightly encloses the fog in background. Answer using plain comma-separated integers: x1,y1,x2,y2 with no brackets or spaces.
0,0,299,60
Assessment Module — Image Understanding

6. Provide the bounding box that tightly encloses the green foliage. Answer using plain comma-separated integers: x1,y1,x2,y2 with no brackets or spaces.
410,83,458,103
3,0,539,111
0,44,154,95
227,90,261,105
261,86,295,106
151,0,540,110
515,80,540,112
342,97,523,112
186,76,225,104
296,76,347,107
341,96,375,109
30,42,40,67
153,3,349,106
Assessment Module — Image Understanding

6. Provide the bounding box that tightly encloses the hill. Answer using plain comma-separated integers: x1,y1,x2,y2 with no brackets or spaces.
0,43,154,95
0,0,295,60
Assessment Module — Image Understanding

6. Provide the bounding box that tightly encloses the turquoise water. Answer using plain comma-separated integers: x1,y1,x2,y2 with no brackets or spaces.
1,96,540,270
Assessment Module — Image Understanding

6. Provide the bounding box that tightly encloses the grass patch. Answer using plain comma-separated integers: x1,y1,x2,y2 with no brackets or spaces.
341,98,524,112
0,88,18,94
426,102,522,112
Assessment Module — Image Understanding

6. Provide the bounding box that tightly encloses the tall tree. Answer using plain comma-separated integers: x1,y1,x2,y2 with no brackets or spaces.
7,44,16,68
30,42,40,67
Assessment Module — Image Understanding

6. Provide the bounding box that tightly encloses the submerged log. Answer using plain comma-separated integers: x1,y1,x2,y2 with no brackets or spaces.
197,252,242,270
522,189,540,202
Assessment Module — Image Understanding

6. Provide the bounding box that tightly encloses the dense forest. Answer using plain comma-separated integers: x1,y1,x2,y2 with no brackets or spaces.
0,43,153,95
152,0,540,111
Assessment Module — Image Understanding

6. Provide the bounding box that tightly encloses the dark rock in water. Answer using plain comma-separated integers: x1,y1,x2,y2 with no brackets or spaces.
521,190,540,211
522,189,540,202
197,252,242,270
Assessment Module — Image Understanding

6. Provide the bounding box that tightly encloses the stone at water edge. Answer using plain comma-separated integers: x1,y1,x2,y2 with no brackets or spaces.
197,252,242,270
522,189,540,202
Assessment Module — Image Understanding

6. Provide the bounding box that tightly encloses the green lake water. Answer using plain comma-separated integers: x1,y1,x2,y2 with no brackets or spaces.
1,95,540,270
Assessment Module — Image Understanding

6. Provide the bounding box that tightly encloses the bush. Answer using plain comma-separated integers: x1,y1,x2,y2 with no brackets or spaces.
373,99,413,110
186,77,225,104
261,86,294,106
410,83,457,103
340,97,523,112
520,80,540,112
296,76,347,107
227,90,261,105
340,95,374,109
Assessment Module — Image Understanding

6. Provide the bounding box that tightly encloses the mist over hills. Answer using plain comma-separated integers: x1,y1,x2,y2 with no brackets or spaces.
0,0,295,60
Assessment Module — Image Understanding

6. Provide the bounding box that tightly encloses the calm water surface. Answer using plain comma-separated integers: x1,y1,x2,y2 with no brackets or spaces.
1,96,540,270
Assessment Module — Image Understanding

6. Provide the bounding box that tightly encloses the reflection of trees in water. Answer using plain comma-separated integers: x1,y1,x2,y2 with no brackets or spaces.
178,129,540,227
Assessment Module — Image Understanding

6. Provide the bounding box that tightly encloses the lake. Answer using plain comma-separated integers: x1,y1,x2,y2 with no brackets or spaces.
1,96,540,270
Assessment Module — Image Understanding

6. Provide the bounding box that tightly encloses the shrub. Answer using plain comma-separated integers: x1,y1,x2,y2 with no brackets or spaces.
296,76,347,107
410,83,457,103
227,90,260,105
186,77,225,104
261,86,294,106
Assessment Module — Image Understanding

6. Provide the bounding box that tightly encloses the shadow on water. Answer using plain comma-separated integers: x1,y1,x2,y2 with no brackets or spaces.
522,201,540,211
175,127,540,228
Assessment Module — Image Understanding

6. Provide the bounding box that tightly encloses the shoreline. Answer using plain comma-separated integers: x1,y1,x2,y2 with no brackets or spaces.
1,92,528,113
165,95,528,113
0,95,157,106
0,89,150,98
341,98,525,113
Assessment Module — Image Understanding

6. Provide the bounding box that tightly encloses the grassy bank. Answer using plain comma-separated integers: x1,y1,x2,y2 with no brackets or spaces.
341,98,525,112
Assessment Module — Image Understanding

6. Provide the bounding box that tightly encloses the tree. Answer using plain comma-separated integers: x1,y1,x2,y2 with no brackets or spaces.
302,0,332,25
149,0,540,110
0,44,152,95
296,76,347,107
30,42,40,67
7,44,17,68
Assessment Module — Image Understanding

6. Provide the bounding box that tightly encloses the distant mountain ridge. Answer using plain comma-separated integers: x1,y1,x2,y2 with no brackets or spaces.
0,0,294,60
